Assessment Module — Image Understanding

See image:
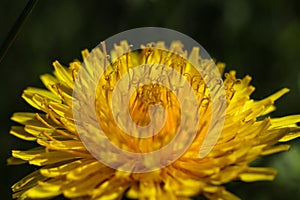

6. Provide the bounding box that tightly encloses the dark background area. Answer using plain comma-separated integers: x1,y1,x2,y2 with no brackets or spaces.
0,0,300,199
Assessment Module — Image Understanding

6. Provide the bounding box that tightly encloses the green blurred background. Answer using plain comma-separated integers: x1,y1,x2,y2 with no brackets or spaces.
1,0,300,199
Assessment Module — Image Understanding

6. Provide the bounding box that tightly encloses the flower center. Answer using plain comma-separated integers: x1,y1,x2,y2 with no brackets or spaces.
95,49,211,153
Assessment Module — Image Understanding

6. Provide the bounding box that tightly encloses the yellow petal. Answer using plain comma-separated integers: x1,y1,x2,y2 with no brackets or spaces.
238,167,277,182
220,189,241,200
23,87,61,103
40,73,60,95
66,161,113,181
12,147,45,161
11,112,36,125
10,126,36,141
48,101,72,119
12,148,80,166
204,187,241,200
53,61,74,89
37,139,85,151
259,128,289,145
11,169,46,192
40,158,91,178
210,165,247,184
63,171,115,198
29,151,80,166
21,183,62,199
279,130,300,142
261,144,290,155
91,176,130,199
7,157,27,165
21,92,44,111
270,115,300,128
265,88,290,102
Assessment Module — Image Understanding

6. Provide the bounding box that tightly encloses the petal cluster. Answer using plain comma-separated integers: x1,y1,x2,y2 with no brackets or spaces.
9,41,300,200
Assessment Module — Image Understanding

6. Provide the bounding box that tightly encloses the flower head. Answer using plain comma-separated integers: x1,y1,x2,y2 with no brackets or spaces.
9,41,300,200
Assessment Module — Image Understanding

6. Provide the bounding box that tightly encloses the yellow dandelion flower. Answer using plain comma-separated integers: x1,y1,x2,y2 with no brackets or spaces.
9,40,300,200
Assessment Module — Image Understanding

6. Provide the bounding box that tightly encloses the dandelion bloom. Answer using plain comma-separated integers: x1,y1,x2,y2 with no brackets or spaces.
9,41,300,199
